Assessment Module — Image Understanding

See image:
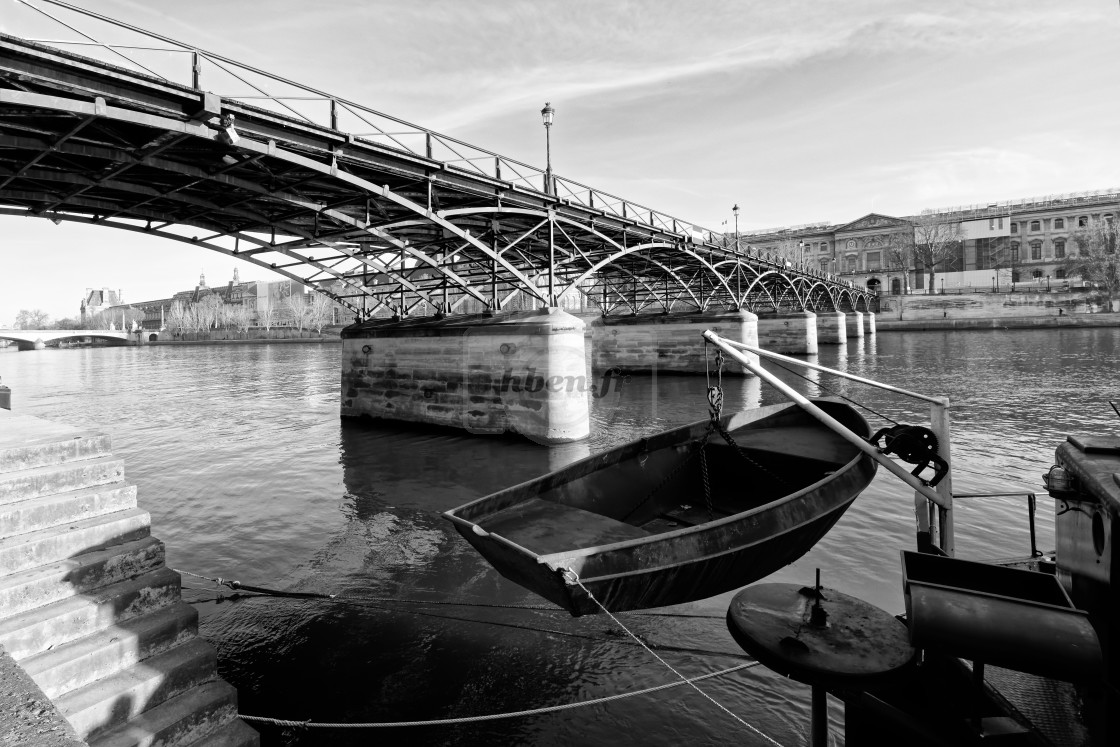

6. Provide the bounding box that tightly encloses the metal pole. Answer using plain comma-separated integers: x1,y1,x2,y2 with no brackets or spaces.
544,124,552,195
929,398,954,556
548,214,556,307
703,331,950,508
811,687,828,747
191,51,202,89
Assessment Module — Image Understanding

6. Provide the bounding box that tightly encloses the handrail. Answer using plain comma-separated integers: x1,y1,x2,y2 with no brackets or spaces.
702,331,950,510
703,329,956,555
712,337,944,405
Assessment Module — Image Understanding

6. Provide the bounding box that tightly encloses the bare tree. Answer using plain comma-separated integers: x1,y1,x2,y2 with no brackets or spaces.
912,210,964,293
228,303,254,333
307,292,335,334
257,293,276,331
772,233,804,266
167,300,189,334
285,295,311,332
1067,216,1120,311
13,309,50,329
196,295,224,330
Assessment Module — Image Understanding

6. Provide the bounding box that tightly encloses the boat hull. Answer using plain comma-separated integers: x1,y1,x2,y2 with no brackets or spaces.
445,400,877,616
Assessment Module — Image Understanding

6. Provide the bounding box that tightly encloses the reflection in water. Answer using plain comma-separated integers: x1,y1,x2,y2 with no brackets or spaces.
1,328,1118,745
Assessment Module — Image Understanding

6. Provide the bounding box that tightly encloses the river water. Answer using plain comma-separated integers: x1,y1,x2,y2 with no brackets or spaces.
1,327,1117,746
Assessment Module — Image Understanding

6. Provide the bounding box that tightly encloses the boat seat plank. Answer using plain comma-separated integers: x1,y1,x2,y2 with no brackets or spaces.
479,498,650,554
722,426,850,464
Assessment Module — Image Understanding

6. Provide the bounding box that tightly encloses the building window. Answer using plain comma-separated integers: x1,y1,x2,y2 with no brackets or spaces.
1078,216,1088,227
1033,269,1043,278
1030,220,1041,232
1056,269,1067,279
846,256,858,273
820,242,829,252
989,218,995,230
1030,240,1042,260
866,251,881,270
1054,239,1066,258
1010,223,1018,234
1054,218,1065,230
819,260,830,273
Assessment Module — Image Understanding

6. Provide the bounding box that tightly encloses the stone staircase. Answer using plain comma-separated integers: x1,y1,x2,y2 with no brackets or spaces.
0,410,258,747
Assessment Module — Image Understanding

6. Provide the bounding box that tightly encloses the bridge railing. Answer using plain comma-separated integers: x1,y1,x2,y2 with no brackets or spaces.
10,1,725,244
7,1,869,298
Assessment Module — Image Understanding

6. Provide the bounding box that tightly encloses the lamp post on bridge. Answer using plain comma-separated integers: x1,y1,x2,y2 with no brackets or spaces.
733,204,740,252
541,102,555,196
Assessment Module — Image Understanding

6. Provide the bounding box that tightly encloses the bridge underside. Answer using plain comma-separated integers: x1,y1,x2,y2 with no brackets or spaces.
0,34,875,319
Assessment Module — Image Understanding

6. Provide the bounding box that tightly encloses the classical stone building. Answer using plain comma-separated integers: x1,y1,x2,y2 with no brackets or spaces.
743,190,1119,295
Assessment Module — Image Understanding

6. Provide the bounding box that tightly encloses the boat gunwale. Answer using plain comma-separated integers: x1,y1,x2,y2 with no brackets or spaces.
444,399,874,565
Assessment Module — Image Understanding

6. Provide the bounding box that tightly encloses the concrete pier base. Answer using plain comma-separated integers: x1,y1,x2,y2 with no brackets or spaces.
756,311,818,355
815,312,847,345
591,309,760,375
866,312,877,335
845,311,865,340
341,308,590,444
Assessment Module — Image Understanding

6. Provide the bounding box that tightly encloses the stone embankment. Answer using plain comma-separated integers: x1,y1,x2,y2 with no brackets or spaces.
0,410,257,747
151,326,343,346
876,289,1119,331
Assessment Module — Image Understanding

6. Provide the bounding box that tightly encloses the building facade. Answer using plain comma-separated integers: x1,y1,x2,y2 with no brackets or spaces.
742,190,1120,295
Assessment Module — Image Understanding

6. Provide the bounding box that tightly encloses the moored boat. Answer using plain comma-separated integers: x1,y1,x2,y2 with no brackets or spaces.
443,398,877,616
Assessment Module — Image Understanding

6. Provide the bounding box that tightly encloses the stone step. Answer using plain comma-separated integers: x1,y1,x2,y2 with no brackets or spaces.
0,483,138,539
0,507,151,576
89,679,241,747
21,602,198,699
58,637,218,741
0,456,125,505
0,429,113,474
0,536,164,617
0,567,181,660
184,717,259,747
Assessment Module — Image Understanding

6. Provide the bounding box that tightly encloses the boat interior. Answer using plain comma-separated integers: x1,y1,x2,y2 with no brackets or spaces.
470,403,867,556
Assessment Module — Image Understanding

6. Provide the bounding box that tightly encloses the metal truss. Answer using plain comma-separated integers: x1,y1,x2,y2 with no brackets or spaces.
0,11,876,320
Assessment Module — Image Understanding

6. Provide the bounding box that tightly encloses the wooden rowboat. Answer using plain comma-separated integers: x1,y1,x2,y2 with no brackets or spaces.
443,399,877,616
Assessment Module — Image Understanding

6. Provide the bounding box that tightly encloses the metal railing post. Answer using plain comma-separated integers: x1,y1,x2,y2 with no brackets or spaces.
929,397,954,556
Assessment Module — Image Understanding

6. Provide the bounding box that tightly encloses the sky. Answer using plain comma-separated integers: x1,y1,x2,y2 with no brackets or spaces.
2,0,1119,323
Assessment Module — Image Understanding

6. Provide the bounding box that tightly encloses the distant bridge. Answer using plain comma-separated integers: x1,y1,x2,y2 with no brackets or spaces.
0,2,877,322
0,329,130,350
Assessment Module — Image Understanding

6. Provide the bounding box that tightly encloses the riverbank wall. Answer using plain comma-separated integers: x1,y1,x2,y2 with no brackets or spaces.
879,288,1115,320
876,313,1120,332
150,325,344,346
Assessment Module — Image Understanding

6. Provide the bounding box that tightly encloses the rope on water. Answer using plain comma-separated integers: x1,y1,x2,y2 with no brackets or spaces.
237,660,762,729
562,568,785,747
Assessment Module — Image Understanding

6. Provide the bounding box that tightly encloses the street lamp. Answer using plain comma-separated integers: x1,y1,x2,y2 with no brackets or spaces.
540,102,555,195
1046,274,1051,292
798,240,805,267
732,204,740,252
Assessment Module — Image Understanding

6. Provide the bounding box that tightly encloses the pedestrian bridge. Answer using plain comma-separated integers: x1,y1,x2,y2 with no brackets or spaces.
0,330,130,350
0,3,876,320
0,3,879,444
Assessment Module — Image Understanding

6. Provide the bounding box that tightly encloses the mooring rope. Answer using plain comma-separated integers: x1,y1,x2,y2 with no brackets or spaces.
562,569,784,747
236,660,761,729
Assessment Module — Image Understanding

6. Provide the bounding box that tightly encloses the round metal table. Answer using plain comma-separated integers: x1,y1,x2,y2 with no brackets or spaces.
727,582,916,746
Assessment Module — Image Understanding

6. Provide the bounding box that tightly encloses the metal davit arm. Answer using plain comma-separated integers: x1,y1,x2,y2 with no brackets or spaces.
702,330,956,556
